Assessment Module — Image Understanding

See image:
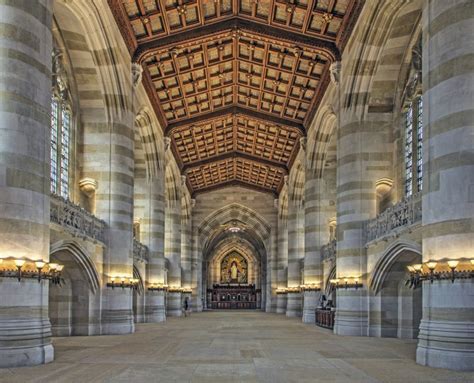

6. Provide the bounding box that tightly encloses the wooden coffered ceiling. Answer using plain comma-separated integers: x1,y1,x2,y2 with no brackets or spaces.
109,0,363,196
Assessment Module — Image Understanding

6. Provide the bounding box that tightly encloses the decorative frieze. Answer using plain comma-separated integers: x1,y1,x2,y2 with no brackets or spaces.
321,239,337,262
50,193,106,243
133,239,150,263
365,193,422,243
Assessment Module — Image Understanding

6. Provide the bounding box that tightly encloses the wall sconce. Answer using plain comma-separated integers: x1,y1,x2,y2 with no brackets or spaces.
148,284,168,292
330,277,363,290
406,259,473,289
301,284,321,292
167,286,184,293
0,258,65,285
107,277,139,290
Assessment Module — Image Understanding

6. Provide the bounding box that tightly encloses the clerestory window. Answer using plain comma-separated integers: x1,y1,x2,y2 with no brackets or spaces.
404,96,423,197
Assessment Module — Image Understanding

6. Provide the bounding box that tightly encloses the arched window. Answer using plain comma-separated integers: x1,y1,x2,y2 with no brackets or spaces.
50,47,72,198
403,39,423,197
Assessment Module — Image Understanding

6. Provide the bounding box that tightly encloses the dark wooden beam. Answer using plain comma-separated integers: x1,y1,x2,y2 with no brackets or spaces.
166,106,305,136
181,151,288,174
133,18,339,62
191,180,278,198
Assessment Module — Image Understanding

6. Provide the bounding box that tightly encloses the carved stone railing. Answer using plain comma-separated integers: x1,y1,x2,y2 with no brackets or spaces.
365,193,422,243
321,239,337,262
133,239,150,263
50,193,106,243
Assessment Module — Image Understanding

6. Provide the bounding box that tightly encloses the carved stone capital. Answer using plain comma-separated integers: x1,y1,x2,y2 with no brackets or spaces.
300,137,307,152
131,63,143,88
329,61,341,85
164,137,172,152
79,178,98,197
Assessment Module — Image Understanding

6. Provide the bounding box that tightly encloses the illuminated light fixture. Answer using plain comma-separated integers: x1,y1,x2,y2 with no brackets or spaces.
330,277,363,290
107,276,139,290
276,288,288,294
301,283,321,292
0,258,64,284
228,226,241,233
148,283,167,292
406,259,473,288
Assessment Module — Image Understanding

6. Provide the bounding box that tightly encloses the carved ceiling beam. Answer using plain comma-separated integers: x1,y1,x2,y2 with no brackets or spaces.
165,106,305,136
191,180,278,198
181,152,288,174
133,18,340,63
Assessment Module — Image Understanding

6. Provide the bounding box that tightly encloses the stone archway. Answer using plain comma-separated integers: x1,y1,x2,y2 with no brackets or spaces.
49,241,101,336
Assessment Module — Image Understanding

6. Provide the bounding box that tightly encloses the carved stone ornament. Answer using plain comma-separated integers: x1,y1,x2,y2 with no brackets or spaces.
50,193,106,243
329,61,341,85
131,62,143,88
191,199,196,208
79,178,98,197
52,47,69,99
300,137,307,152
164,137,172,152
365,193,422,243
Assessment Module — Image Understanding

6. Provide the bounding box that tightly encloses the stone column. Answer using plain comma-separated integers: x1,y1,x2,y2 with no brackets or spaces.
416,0,474,371
0,0,54,367
276,191,288,314
286,200,304,317
165,197,182,316
181,178,192,293
334,59,392,335
303,175,329,323
142,174,166,322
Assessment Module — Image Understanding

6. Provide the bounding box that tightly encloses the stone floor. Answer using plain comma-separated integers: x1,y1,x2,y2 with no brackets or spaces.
1,311,473,383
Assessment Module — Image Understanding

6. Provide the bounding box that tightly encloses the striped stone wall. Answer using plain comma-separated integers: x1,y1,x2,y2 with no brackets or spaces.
417,0,474,371
286,160,305,317
164,162,182,316
0,0,54,367
276,188,288,314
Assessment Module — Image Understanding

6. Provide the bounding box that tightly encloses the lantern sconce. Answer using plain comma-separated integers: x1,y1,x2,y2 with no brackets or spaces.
148,283,168,292
330,277,363,290
406,259,473,289
0,258,64,285
301,283,321,292
107,277,139,290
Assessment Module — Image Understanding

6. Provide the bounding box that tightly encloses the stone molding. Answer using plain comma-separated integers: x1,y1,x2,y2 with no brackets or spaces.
133,239,150,263
50,193,106,243
365,193,422,243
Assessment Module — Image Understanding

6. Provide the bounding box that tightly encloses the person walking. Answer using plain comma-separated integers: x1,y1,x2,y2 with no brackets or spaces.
183,297,190,317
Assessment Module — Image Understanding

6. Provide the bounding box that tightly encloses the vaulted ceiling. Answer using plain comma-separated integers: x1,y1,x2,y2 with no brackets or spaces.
109,0,362,196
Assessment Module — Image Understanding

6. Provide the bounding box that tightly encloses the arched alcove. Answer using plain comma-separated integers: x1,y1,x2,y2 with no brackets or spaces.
369,241,422,339
49,241,101,336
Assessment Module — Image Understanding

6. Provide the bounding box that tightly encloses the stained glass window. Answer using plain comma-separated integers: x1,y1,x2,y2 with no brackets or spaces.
404,96,423,196
50,97,71,198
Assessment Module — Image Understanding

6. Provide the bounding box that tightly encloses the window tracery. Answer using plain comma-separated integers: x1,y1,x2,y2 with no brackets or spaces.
403,38,423,197
50,47,72,198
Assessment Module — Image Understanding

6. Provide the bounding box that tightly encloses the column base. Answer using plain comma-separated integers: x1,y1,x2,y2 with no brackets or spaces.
302,291,320,324
145,291,166,322
166,291,183,317
101,288,134,334
286,292,302,318
416,319,474,371
276,294,287,314
0,280,54,367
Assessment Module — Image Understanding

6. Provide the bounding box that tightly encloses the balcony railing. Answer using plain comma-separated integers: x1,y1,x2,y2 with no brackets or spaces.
50,193,106,243
133,239,150,263
321,239,337,262
365,193,422,243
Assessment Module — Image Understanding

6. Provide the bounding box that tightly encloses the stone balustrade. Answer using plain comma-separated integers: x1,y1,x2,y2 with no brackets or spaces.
321,239,337,262
365,193,422,243
50,193,106,243
133,239,150,263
